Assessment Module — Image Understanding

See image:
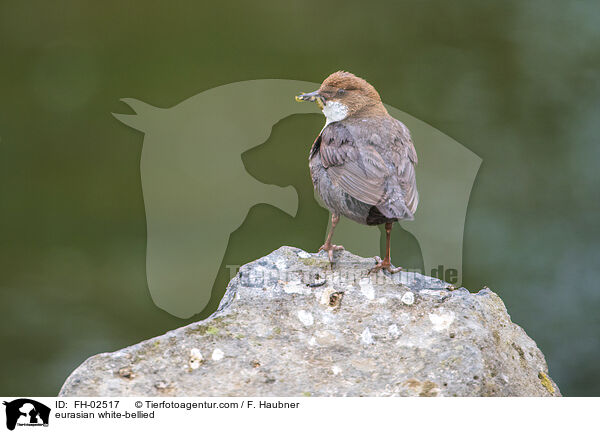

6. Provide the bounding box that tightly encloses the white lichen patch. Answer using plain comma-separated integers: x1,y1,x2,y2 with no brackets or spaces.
284,280,311,295
398,312,412,324
319,310,335,324
429,311,455,331
274,257,287,270
377,297,388,304
314,329,338,346
297,310,314,326
314,275,327,285
319,287,337,306
253,323,271,338
388,324,400,338
211,348,224,361
189,348,204,369
361,327,374,345
297,250,311,259
420,289,449,298
331,365,342,376
359,278,375,300
395,337,417,348
308,336,317,346
401,291,415,305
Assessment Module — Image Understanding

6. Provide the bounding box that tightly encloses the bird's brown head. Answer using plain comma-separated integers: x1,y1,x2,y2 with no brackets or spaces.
296,71,387,123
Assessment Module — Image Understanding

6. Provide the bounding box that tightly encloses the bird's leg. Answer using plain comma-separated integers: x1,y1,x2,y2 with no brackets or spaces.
318,214,345,263
369,222,402,274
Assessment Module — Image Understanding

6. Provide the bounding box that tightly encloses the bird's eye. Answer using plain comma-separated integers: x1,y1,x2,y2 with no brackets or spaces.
337,88,346,95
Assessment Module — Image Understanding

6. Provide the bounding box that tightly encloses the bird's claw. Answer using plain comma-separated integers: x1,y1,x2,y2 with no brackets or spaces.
318,243,345,265
368,256,402,274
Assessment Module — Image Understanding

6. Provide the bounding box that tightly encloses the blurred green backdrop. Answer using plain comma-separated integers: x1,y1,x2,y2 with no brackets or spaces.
1,0,599,396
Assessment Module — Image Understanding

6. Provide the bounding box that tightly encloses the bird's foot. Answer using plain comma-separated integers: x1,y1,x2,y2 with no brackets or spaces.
318,243,345,264
368,256,402,274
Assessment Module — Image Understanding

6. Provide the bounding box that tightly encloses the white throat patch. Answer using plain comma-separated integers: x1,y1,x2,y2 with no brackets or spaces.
322,100,349,125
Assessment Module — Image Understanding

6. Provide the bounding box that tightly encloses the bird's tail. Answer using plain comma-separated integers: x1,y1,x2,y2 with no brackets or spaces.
377,199,414,221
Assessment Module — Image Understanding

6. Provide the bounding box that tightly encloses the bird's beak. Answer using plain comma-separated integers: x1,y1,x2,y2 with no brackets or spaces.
295,90,325,109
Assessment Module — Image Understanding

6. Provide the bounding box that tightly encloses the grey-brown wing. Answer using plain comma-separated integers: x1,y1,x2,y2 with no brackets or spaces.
393,129,419,216
318,122,389,206
358,118,419,219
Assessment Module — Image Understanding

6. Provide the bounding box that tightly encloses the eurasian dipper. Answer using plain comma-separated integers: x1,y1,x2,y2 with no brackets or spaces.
296,71,418,273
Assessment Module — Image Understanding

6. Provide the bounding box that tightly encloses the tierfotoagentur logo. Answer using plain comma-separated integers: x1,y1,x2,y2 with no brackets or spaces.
113,79,481,318
3,399,50,430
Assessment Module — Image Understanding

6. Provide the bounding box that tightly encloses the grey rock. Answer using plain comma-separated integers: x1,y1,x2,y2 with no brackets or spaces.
59,247,560,397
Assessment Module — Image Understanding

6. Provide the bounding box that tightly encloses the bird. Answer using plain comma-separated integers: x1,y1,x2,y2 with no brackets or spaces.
295,71,418,273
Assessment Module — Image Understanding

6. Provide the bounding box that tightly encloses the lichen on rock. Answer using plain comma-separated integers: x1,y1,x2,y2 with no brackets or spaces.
59,246,561,397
